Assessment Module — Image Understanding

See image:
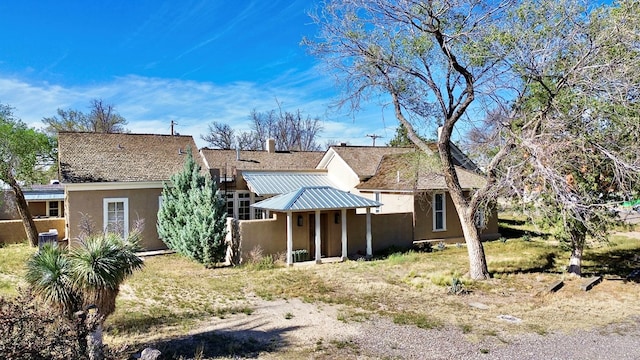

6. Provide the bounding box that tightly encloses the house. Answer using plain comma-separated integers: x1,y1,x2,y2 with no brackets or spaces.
200,139,324,220
57,132,202,250
317,144,499,242
354,151,500,243
0,182,65,220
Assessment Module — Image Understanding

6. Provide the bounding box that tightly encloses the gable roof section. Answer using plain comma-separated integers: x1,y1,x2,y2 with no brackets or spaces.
242,171,337,196
200,148,323,174
357,152,486,191
251,186,382,211
58,132,201,183
321,146,416,179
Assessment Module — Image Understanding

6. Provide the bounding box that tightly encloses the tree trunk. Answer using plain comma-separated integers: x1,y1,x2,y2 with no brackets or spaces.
567,240,584,276
7,174,39,246
439,127,490,280
459,210,490,279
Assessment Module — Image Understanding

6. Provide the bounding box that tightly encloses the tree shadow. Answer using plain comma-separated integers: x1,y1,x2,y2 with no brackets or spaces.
127,321,303,359
582,248,640,278
498,225,549,240
491,251,560,275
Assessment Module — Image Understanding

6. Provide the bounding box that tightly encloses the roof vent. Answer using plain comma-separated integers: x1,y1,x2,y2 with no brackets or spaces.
178,148,183,155
340,142,347,147
50,179,60,185
117,144,124,150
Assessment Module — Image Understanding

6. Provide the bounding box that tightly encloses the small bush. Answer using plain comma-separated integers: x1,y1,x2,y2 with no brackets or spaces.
448,277,468,295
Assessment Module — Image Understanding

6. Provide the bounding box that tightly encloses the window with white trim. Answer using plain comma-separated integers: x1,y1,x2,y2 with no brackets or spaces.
103,198,129,238
237,192,251,220
433,193,446,231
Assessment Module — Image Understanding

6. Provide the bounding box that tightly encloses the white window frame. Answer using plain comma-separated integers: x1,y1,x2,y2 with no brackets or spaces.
46,200,61,217
432,192,446,232
374,192,381,213
103,198,129,238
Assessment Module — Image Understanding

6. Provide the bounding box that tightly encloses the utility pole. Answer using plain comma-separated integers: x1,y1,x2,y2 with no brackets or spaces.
366,134,382,147
170,120,177,136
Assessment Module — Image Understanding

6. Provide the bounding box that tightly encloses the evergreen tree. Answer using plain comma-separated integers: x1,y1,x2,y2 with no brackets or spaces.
157,150,227,266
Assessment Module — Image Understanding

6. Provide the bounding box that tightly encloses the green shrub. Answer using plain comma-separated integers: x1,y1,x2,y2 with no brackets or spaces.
157,150,227,267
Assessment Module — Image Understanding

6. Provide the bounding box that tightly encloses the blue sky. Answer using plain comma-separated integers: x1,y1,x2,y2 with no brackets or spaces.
0,1,400,148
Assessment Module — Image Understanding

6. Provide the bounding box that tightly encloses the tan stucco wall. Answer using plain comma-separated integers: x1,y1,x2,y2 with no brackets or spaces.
0,218,66,245
237,209,414,261
414,191,500,243
66,187,166,250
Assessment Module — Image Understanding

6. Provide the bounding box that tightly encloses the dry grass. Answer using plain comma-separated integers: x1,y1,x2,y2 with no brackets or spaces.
1,229,639,358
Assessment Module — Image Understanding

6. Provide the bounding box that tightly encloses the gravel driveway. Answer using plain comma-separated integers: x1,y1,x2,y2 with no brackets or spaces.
188,297,640,359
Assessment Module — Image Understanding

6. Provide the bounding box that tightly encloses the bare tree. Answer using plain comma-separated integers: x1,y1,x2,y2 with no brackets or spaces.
42,99,128,134
203,106,323,151
306,0,513,279
201,122,236,149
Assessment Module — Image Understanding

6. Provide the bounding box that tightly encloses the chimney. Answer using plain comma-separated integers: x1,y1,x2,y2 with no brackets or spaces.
340,142,347,147
266,138,276,153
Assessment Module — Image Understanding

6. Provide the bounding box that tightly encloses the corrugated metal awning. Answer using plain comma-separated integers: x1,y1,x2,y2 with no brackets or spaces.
242,171,337,196
251,186,382,211
24,193,65,201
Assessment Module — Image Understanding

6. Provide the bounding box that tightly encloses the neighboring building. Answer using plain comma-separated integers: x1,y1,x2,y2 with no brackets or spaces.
58,132,202,250
0,182,65,220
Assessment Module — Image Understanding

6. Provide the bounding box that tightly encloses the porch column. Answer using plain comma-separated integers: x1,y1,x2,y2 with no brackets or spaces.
286,211,293,267
341,209,347,261
366,207,372,258
315,210,322,264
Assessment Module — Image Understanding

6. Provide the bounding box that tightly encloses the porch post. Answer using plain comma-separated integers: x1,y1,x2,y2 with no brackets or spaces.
286,211,293,266
341,209,347,261
366,207,372,258
315,210,321,264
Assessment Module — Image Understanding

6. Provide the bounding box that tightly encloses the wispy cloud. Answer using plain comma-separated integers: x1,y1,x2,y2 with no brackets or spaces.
0,66,391,148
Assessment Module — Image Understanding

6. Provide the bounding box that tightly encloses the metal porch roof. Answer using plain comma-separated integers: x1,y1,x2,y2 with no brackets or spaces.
24,193,65,201
242,171,337,196
251,186,382,212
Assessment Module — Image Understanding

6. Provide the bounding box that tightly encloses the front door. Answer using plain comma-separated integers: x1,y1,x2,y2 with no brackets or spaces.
309,213,328,258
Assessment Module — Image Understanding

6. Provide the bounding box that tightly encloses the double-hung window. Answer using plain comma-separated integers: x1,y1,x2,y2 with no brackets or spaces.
103,198,129,238
433,193,446,231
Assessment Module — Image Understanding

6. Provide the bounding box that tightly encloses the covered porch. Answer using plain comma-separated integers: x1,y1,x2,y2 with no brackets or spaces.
251,186,382,266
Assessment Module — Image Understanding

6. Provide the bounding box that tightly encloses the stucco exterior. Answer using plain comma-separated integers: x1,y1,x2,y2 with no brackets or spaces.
236,209,414,261
0,218,65,245
65,185,165,250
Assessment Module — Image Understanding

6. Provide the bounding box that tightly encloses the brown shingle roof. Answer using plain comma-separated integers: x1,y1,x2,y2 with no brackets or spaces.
329,145,418,179
58,132,201,183
200,148,324,174
357,152,486,191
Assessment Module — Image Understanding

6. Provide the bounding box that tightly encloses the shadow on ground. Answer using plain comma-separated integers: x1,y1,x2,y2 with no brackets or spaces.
128,322,303,359
582,248,640,279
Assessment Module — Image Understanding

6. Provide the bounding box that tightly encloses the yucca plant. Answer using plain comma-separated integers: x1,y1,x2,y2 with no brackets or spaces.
25,230,144,321
24,243,82,318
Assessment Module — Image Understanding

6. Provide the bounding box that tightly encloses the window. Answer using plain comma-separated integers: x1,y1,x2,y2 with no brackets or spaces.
433,193,446,231
225,192,235,218
252,195,265,219
237,192,251,220
103,198,129,238
47,201,60,217
374,192,381,213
